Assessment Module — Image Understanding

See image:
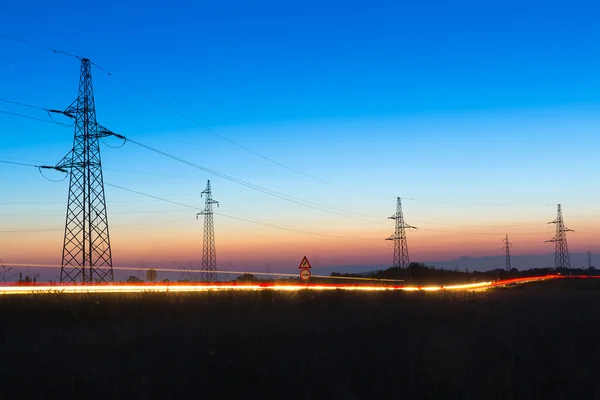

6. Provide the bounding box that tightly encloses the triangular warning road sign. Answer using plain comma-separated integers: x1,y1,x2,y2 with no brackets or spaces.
298,256,312,269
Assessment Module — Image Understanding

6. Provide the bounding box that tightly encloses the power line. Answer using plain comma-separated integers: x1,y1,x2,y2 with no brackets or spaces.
570,244,600,250
87,62,390,200
216,224,389,262
106,183,198,210
3,174,590,245
0,159,40,168
0,218,190,234
0,33,82,60
105,182,369,240
417,227,550,236
214,212,380,241
0,98,74,127
0,98,573,212
0,196,199,205
0,98,49,110
413,220,546,228
0,29,395,199
0,185,387,259
0,208,191,218
0,110,57,125
0,35,577,210
123,137,387,224
105,183,553,251
14,98,382,224
2,165,592,243
105,183,388,247
571,226,600,234
0,178,584,251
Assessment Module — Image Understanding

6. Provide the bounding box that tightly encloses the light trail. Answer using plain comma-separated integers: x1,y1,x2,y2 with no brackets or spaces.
0,274,594,296
0,282,491,295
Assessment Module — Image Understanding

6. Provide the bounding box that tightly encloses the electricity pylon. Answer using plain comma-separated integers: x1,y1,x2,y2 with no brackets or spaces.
386,197,416,268
46,58,123,284
588,250,593,269
546,204,573,270
197,180,219,281
502,234,512,271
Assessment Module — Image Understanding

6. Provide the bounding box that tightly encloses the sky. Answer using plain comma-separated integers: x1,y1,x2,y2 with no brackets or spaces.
0,0,599,280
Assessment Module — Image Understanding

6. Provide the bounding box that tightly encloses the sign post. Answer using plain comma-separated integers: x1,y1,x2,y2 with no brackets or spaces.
300,269,311,281
298,256,312,283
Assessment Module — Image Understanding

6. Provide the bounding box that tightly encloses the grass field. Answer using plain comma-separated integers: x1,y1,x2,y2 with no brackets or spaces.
1,279,600,399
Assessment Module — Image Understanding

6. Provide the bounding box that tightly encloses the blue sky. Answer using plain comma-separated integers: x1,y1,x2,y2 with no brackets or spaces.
0,0,599,277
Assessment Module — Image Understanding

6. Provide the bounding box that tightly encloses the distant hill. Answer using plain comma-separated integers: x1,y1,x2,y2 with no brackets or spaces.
323,252,594,275
424,252,593,272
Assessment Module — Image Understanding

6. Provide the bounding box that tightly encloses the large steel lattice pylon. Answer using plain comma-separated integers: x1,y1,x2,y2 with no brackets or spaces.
502,234,512,271
51,59,121,284
386,197,416,268
197,180,219,281
546,204,573,270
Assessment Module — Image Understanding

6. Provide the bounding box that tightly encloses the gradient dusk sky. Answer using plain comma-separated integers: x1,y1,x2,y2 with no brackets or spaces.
0,0,599,279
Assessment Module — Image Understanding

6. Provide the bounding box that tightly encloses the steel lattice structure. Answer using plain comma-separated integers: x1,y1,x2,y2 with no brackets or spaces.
502,234,512,271
50,59,122,284
197,180,219,281
546,204,573,270
386,197,416,268
588,251,593,269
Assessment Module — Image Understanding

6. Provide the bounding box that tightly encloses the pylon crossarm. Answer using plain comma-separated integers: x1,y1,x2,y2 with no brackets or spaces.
51,149,75,171
62,97,79,116
97,124,125,140
47,108,74,118
39,165,69,174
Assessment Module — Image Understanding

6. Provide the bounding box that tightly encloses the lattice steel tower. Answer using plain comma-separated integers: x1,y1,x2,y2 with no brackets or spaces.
546,204,573,270
502,234,512,271
50,59,122,284
386,197,416,268
197,180,219,281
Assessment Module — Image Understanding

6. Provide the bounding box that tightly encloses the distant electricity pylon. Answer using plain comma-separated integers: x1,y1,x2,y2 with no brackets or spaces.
197,180,219,281
546,204,573,270
588,250,593,269
386,197,416,268
46,58,123,284
502,234,512,271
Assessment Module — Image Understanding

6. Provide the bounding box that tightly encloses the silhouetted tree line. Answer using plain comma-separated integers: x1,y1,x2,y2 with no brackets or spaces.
330,262,600,285
15,272,36,286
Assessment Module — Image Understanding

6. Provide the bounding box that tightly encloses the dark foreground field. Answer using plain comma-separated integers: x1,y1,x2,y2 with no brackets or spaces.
1,280,600,399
